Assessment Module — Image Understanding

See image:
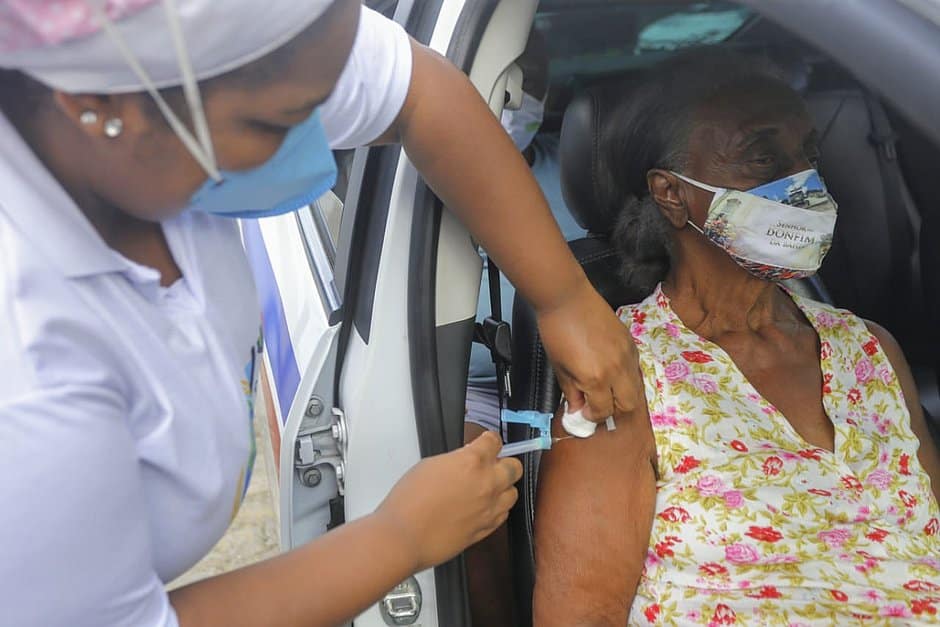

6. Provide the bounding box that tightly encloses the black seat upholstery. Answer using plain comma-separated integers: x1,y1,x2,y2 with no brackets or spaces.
805,90,938,418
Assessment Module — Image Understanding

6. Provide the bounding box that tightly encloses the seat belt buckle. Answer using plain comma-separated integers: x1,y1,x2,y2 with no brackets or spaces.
481,317,512,364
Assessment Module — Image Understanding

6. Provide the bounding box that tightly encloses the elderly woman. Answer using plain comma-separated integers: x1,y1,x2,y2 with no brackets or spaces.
534,51,940,625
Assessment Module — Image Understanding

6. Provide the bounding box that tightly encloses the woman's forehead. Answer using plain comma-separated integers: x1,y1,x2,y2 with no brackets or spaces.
692,83,814,148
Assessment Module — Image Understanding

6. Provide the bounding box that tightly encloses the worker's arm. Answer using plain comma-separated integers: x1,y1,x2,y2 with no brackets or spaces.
171,432,521,627
0,376,520,627
377,40,644,425
533,403,657,626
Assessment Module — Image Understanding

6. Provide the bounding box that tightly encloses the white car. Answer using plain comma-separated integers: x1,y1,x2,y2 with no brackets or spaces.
246,1,940,625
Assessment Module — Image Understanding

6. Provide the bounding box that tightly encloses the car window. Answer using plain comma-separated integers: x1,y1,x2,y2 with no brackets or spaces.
297,149,356,318
365,0,398,18
538,2,752,77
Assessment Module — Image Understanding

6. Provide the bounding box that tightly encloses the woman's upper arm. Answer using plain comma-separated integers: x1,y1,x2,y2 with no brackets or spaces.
865,320,940,500
0,384,177,627
533,405,657,627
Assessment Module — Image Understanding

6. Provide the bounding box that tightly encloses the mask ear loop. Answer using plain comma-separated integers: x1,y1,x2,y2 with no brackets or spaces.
668,171,722,234
87,0,222,181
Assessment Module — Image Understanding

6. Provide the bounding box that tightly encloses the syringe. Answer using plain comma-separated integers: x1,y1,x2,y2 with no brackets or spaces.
498,434,552,457
497,410,556,457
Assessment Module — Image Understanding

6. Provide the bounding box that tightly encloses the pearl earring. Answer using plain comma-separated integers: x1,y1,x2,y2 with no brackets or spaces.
79,110,98,125
103,118,124,139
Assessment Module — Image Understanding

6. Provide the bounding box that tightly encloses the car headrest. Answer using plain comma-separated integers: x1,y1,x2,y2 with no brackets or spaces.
559,84,627,235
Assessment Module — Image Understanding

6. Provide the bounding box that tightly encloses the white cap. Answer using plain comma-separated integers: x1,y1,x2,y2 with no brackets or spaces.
0,0,335,94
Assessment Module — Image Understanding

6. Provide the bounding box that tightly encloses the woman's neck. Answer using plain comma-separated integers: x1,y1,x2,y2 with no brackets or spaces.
13,108,182,285
662,232,802,339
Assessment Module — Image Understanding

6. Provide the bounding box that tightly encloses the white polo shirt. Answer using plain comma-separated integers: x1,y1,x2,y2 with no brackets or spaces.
0,7,412,627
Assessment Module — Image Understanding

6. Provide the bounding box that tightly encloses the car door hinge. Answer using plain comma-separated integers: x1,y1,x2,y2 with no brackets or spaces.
294,406,347,495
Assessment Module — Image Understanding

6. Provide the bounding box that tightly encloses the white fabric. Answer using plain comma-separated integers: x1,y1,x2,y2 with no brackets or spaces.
0,7,412,626
320,7,412,148
0,0,335,94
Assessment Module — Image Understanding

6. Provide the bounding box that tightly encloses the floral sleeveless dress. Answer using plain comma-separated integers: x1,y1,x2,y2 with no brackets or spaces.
622,284,940,625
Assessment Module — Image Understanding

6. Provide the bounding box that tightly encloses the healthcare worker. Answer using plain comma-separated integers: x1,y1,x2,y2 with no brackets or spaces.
0,1,641,625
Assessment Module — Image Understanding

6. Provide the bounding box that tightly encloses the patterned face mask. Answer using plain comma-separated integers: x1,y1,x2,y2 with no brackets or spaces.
673,169,839,282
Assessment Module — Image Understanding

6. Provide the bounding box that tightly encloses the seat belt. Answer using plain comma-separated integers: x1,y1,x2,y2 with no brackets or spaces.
863,93,924,318
474,255,513,435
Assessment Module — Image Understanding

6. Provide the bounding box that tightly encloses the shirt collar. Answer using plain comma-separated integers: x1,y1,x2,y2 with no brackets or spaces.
0,112,130,279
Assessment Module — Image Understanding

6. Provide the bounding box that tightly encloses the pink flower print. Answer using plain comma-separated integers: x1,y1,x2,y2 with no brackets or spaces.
880,604,911,618
879,449,890,464
723,490,744,508
847,388,862,404
855,558,879,573
665,322,680,338
878,367,893,386
664,361,690,383
725,542,760,564
697,475,727,497
687,610,702,621
781,451,800,461
816,311,838,328
855,358,875,384
866,469,892,490
917,558,940,575
819,340,833,360
854,506,872,522
864,590,881,602
692,375,719,394
649,412,678,428
630,322,645,338
818,528,851,549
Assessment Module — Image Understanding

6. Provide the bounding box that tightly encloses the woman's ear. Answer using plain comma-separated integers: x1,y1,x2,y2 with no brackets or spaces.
52,91,149,142
647,169,689,229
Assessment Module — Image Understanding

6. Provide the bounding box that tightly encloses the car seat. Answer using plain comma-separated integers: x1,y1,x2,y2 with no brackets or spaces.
505,85,647,627
803,89,938,420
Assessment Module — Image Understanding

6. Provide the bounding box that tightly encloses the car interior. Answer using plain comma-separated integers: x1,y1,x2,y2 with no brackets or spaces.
491,1,940,624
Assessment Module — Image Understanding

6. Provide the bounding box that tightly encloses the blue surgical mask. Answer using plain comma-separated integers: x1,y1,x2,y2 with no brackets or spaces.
189,109,338,219
501,91,545,151
91,3,337,220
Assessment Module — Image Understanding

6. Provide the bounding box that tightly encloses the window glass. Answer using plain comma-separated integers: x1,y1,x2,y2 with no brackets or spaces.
537,2,752,77
365,0,398,18
299,149,357,317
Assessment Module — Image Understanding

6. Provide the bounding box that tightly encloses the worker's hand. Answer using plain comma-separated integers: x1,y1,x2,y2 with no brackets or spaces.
375,431,522,572
536,278,644,423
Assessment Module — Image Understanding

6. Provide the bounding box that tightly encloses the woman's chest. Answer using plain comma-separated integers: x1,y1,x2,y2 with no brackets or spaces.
99,219,263,581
